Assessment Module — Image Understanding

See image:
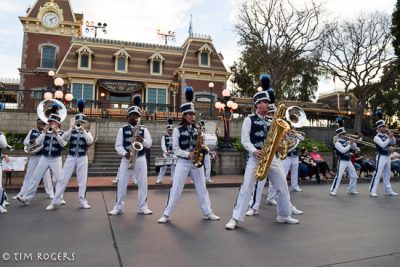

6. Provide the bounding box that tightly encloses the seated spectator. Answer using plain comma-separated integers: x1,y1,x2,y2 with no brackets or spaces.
358,155,376,178
309,146,335,180
390,150,400,176
299,148,320,184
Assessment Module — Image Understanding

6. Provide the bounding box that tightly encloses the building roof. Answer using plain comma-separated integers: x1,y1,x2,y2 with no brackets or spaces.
57,35,230,83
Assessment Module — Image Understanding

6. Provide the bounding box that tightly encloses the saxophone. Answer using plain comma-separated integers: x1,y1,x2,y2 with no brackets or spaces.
192,123,209,168
127,122,144,170
254,103,291,181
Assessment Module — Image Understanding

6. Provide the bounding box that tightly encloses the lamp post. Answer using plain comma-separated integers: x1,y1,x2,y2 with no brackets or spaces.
344,95,350,115
208,82,214,117
215,89,238,150
46,70,73,104
85,21,107,38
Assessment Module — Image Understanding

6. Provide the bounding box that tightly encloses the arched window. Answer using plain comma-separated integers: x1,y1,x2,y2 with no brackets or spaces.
41,46,56,68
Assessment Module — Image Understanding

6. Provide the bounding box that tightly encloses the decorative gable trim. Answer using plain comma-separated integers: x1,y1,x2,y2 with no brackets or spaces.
75,45,94,55
113,48,131,59
196,43,214,54
148,52,165,62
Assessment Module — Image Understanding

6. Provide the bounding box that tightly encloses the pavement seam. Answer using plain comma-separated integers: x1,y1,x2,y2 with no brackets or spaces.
316,251,400,267
101,191,124,267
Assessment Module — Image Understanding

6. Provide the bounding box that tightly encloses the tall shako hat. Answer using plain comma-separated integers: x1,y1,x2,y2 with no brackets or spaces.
128,95,141,116
335,116,346,136
75,99,87,122
0,102,5,111
181,86,195,114
375,109,386,128
166,118,174,130
253,74,275,105
47,103,61,124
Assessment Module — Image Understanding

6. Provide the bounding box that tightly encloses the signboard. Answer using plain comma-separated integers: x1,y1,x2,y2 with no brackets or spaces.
99,80,144,93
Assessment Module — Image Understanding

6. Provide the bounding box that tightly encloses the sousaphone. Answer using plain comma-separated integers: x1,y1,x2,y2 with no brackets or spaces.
24,99,67,155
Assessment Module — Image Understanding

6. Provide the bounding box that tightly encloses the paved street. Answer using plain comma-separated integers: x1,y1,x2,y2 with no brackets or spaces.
1,182,400,267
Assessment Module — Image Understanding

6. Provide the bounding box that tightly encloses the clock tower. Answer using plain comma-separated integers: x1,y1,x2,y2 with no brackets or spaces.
18,0,83,93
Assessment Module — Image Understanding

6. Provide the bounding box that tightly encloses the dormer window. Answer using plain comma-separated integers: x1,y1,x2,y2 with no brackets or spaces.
197,44,213,67
148,52,165,75
76,45,94,70
113,48,131,73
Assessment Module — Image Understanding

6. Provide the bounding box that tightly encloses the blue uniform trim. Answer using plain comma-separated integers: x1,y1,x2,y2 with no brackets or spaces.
369,155,381,192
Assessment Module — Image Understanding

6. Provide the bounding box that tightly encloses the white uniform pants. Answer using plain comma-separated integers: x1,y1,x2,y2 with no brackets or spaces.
52,155,88,205
162,158,213,217
204,154,211,181
249,178,267,210
268,156,300,201
233,156,292,222
18,155,53,198
113,156,149,211
330,160,358,193
156,164,176,182
369,154,393,194
24,156,63,201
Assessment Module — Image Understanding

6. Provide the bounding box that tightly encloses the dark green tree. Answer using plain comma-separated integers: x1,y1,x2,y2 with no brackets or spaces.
231,0,324,100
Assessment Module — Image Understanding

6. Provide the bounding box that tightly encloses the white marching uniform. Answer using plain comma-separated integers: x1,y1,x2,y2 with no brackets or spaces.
111,125,152,212
20,131,66,202
233,115,292,222
330,138,358,194
0,132,8,188
203,154,212,182
17,129,54,198
369,133,396,194
267,149,301,202
156,134,176,183
161,126,214,218
52,128,94,206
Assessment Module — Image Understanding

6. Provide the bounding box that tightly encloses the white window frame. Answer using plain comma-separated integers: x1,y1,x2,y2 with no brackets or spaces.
71,83,95,100
115,55,128,73
113,48,131,73
78,53,91,70
149,52,165,76
146,87,168,112
39,43,59,69
76,45,94,70
197,44,213,68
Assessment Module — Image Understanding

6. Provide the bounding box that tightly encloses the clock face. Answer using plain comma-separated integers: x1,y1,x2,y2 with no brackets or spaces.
41,11,60,28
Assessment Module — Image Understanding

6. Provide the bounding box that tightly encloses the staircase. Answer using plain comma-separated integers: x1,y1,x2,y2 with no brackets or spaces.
88,143,167,177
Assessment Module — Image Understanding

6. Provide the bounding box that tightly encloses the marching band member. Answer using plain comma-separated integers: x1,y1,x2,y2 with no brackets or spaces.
158,87,220,223
14,118,54,200
156,118,176,184
0,110,10,213
46,100,94,210
201,121,215,183
17,106,67,206
369,113,398,197
246,104,303,216
108,95,153,215
329,123,359,196
226,75,299,230
0,128,10,191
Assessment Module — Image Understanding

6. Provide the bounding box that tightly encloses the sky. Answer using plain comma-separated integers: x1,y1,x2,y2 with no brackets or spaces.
0,0,397,96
